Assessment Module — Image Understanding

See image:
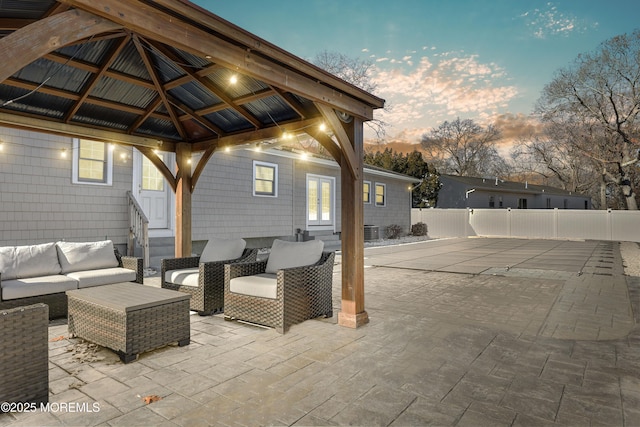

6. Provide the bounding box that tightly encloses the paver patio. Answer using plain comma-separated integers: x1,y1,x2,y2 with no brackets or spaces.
1,237,639,426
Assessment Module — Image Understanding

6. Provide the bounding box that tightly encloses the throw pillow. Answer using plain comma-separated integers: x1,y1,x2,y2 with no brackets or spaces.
56,240,119,274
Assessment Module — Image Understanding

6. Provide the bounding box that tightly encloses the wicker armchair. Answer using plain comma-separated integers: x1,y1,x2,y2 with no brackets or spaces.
162,248,258,315
224,251,335,333
0,304,49,407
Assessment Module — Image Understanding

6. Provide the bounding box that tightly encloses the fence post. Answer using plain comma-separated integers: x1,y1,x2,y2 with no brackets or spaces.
507,207,512,237
553,208,558,239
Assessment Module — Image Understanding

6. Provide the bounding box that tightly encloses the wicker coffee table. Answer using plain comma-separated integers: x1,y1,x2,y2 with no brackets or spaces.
66,283,191,363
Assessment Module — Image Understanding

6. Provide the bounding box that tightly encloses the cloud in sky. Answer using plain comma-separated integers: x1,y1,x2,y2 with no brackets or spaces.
368,52,518,142
519,2,598,39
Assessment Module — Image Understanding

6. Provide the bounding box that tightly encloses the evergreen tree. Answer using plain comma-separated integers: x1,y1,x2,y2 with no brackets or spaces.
364,148,439,207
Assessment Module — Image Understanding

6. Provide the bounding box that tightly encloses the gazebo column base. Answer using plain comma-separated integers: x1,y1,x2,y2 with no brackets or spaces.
338,310,369,328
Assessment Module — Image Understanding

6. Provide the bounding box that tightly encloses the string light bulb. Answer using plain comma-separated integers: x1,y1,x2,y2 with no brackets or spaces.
60,148,67,158
319,123,327,132
229,74,238,84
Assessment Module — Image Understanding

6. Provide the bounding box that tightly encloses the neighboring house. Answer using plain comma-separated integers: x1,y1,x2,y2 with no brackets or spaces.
0,127,417,253
437,175,592,209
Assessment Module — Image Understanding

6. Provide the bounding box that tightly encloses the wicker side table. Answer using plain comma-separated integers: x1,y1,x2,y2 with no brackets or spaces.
67,283,190,363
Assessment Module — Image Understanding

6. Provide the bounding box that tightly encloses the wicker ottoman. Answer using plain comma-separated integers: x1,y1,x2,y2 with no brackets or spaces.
66,283,190,363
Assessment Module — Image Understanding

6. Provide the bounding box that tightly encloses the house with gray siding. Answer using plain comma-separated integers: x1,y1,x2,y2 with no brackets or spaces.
437,175,592,210
0,127,416,264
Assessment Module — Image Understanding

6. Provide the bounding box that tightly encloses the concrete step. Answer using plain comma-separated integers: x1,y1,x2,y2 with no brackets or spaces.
132,236,175,273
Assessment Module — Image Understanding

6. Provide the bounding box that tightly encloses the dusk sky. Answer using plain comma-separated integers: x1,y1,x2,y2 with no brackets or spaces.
193,1,640,145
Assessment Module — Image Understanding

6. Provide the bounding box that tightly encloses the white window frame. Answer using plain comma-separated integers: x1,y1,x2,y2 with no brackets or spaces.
363,180,372,204
253,160,278,197
375,183,386,207
71,138,113,186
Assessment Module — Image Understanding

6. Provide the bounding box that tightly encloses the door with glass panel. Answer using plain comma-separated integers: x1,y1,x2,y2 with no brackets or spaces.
133,149,170,230
307,175,334,227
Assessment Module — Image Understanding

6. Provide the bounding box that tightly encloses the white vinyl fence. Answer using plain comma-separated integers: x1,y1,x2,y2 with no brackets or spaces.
412,208,640,243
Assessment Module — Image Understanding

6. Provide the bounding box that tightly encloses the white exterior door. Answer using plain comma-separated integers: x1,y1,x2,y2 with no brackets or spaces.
133,149,171,230
307,174,334,228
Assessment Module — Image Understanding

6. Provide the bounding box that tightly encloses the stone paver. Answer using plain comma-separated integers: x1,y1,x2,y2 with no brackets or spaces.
1,237,639,427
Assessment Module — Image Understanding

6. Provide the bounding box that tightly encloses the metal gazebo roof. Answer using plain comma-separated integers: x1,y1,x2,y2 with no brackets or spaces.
0,0,383,151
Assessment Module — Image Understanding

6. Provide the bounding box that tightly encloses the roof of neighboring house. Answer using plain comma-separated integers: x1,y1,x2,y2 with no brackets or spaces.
439,174,588,197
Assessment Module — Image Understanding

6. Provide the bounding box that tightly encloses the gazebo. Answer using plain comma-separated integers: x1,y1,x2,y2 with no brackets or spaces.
0,0,385,328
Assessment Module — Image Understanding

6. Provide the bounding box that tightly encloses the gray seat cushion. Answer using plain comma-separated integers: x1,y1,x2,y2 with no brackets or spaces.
1,275,78,300
66,267,137,289
164,268,199,288
229,273,278,299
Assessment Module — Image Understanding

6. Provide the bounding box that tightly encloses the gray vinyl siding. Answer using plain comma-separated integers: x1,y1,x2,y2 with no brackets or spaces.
0,126,415,247
191,150,295,240
0,128,132,246
363,178,412,236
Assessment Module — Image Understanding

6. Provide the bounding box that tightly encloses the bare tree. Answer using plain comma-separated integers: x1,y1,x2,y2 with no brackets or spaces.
420,117,505,177
313,50,389,141
511,129,604,207
535,30,640,209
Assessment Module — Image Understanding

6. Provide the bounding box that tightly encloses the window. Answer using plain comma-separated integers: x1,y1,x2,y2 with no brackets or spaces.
142,153,164,191
72,138,112,185
564,199,568,209
498,196,503,208
363,181,371,204
253,161,277,197
375,183,386,207
518,198,528,209
489,196,495,208
546,198,551,209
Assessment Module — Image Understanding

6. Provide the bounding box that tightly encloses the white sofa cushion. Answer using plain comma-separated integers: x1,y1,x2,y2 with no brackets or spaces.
0,243,62,280
230,273,277,299
66,267,137,288
200,238,246,263
265,239,324,274
165,268,199,287
56,240,119,274
1,275,78,300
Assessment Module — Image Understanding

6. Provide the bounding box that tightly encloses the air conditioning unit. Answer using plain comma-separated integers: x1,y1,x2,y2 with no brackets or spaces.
363,225,379,241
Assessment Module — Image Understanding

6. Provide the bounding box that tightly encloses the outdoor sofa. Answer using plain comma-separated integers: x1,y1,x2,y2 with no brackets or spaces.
0,240,143,319
162,238,258,315
224,239,334,333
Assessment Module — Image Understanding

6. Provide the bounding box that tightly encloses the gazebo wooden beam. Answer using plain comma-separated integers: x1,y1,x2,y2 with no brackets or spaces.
0,9,121,83
57,0,377,121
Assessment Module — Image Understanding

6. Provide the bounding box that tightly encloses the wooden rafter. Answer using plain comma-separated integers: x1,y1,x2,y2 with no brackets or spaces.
0,9,121,84
147,40,262,129
64,34,130,123
132,34,187,140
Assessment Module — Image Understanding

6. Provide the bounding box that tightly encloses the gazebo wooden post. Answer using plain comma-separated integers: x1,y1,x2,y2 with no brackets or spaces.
175,142,192,258
338,117,369,328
